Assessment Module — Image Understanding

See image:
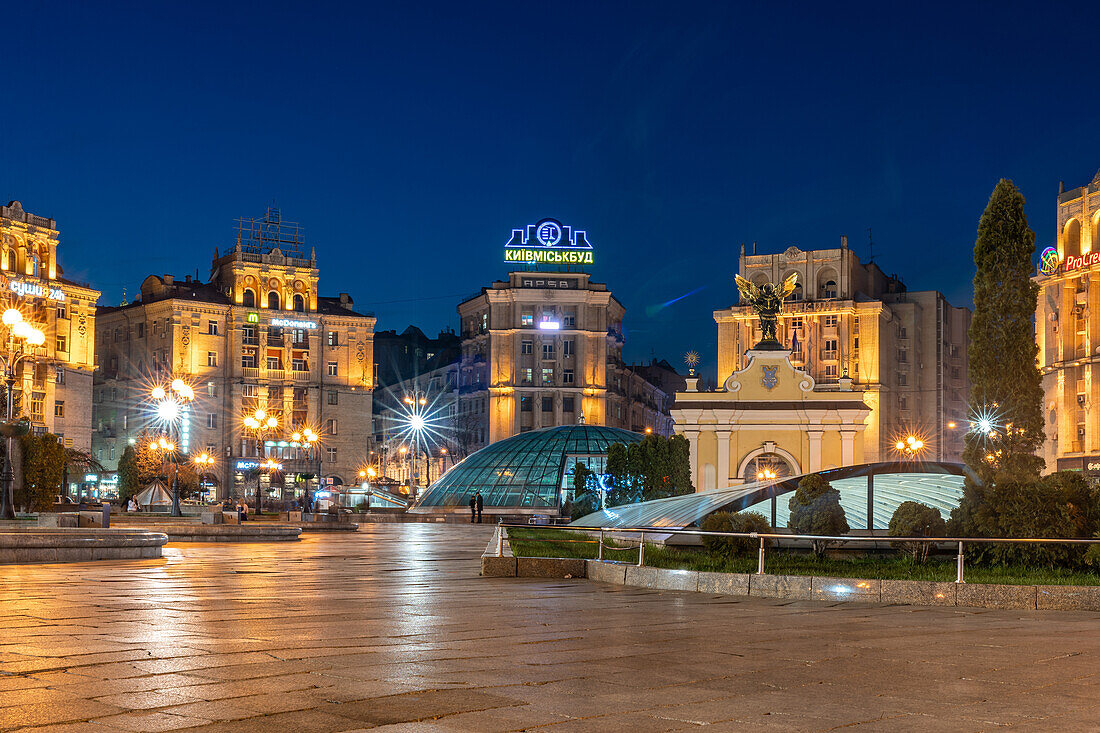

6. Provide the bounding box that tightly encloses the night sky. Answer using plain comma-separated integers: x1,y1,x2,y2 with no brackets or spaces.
5,2,1100,381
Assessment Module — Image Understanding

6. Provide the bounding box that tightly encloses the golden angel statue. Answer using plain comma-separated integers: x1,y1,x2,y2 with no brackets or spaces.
734,272,798,350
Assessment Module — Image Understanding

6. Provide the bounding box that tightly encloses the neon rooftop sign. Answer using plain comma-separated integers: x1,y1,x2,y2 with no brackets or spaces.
7,278,65,301
271,318,316,329
505,218,594,265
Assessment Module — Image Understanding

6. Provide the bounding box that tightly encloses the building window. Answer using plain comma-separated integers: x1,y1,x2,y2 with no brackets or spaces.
207,320,218,335
521,310,534,327
293,294,305,312
824,315,838,328
242,352,257,369
327,331,339,347
242,384,259,397
292,329,306,345
522,368,533,384
326,418,337,435
563,369,574,385
823,280,837,299
242,325,258,345
291,358,307,372
267,356,282,370
898,373,907,387
327,446,337,463
54,401,64,418
824,364,838,379
520,395,532,412
207,351,217,367
136,322,144,338
207,382,216,397
542,367,553,384
521,340,533,355
242,289,256,307
563,339,574,357
563,396,574,412
823,340,838,359
207,413,217,428
542,342,554,359
327,390,338,405
952,367,960,379
55,368,64,385
898,350,908,363
327,361,337,377
31,392,44,418
267,291,280,310
563,313,575,328
542,396,553,412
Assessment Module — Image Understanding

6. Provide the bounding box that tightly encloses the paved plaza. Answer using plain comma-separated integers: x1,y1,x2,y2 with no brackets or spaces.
0,525,1097,731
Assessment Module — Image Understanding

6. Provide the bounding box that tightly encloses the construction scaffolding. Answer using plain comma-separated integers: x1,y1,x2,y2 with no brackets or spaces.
234,206,307,259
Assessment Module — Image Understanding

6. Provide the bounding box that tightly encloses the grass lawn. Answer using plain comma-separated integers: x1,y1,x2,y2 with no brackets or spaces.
506,527,1100,586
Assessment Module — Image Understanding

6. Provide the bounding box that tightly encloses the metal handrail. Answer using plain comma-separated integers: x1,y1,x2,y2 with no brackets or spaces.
500,524,1100,585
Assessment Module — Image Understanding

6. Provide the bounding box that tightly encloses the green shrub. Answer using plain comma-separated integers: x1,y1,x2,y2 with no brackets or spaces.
788,474,849,557
700,511,771,557
888,501,947,563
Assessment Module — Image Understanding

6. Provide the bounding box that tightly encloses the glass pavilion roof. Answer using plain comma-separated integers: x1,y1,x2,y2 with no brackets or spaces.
570,462,972,530
410,424,644,511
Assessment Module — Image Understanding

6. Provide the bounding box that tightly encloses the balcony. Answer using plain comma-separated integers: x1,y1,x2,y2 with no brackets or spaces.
266,368,285,380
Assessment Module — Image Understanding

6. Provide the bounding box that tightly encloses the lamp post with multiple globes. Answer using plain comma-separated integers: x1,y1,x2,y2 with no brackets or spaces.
0,308,44,520
243,408,278,514
194,452,215,501
290,427,320,512
149,379,195,517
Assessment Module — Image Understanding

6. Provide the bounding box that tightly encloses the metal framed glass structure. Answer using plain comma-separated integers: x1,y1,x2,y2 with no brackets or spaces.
410,425,643,511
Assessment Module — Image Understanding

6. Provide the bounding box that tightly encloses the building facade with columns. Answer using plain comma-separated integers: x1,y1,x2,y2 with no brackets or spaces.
91,209,375,500
716,239,970,467
673,349,870,492
1036,169,1100,474
0,201,100,452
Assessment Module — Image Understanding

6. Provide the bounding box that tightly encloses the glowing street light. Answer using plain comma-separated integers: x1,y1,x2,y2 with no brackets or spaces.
194,452,215,500
149,378,196,516
243,407,279,514
894,434,926,459
757,468,777,481
0,308,45,519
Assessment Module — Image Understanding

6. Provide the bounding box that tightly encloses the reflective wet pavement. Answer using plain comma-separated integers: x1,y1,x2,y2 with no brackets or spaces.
0,524,1098,731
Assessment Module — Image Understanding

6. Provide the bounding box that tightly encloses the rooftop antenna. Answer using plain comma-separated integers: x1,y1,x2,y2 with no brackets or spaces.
120,287,128,306
866,227,874,264
753,241,757,255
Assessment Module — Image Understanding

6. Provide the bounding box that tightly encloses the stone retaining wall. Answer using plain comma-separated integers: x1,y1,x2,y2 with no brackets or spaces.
0,529,168,564
481,556,1100,612
119,524,302,542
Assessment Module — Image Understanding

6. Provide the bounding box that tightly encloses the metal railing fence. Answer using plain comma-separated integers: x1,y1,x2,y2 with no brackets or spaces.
496,522,1100,584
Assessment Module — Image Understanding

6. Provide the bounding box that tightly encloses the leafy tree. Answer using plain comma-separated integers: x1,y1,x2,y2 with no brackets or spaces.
888,501,947,563
961,179,1044,484
700,510,771,557
787,474,848,558
17,433,66,511
568,462,598,520
117,445,141,502
604,435,694,506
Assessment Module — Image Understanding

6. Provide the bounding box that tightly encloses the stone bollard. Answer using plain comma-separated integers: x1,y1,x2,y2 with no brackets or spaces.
101,502,111,529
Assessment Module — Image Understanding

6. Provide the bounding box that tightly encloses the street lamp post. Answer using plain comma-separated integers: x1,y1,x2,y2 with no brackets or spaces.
194,452,215,501
150,378,195,517
291,427,319,513
403,391,427,494
0,308,44,520
243,408,278,515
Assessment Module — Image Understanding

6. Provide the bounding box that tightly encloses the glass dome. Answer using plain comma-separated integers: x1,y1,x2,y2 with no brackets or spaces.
410,424,644,512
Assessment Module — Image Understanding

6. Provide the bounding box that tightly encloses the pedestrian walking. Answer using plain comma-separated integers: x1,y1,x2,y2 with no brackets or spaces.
475,491,483,523
469,494,476,523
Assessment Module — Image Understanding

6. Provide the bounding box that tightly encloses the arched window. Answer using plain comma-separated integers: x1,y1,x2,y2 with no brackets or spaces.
30,253,39,278
293,294,305,312
787,283,803,301
5,249,13,272
242,289,256,307
1065,219,1082,259
822,280,837,299
743,452,795,483
267,291,280,310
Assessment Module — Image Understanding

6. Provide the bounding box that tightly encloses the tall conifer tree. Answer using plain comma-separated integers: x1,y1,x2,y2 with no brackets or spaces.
963,179,1044,482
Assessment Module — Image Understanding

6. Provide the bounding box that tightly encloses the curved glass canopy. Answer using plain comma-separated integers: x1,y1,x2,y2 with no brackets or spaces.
410,424,644,511
570,461,973,530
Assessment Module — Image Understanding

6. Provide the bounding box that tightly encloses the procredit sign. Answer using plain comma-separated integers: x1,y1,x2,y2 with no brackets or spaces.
1062,251,1100,273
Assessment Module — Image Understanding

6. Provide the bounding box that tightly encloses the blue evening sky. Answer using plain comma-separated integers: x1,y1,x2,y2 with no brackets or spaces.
3,2,1099,380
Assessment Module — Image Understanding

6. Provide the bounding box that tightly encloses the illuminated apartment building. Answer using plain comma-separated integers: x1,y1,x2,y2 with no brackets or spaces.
91,208,375,500
0,201,99,452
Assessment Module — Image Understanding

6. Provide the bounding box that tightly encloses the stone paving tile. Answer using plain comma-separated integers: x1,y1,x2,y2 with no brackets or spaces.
2,525,1100,731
